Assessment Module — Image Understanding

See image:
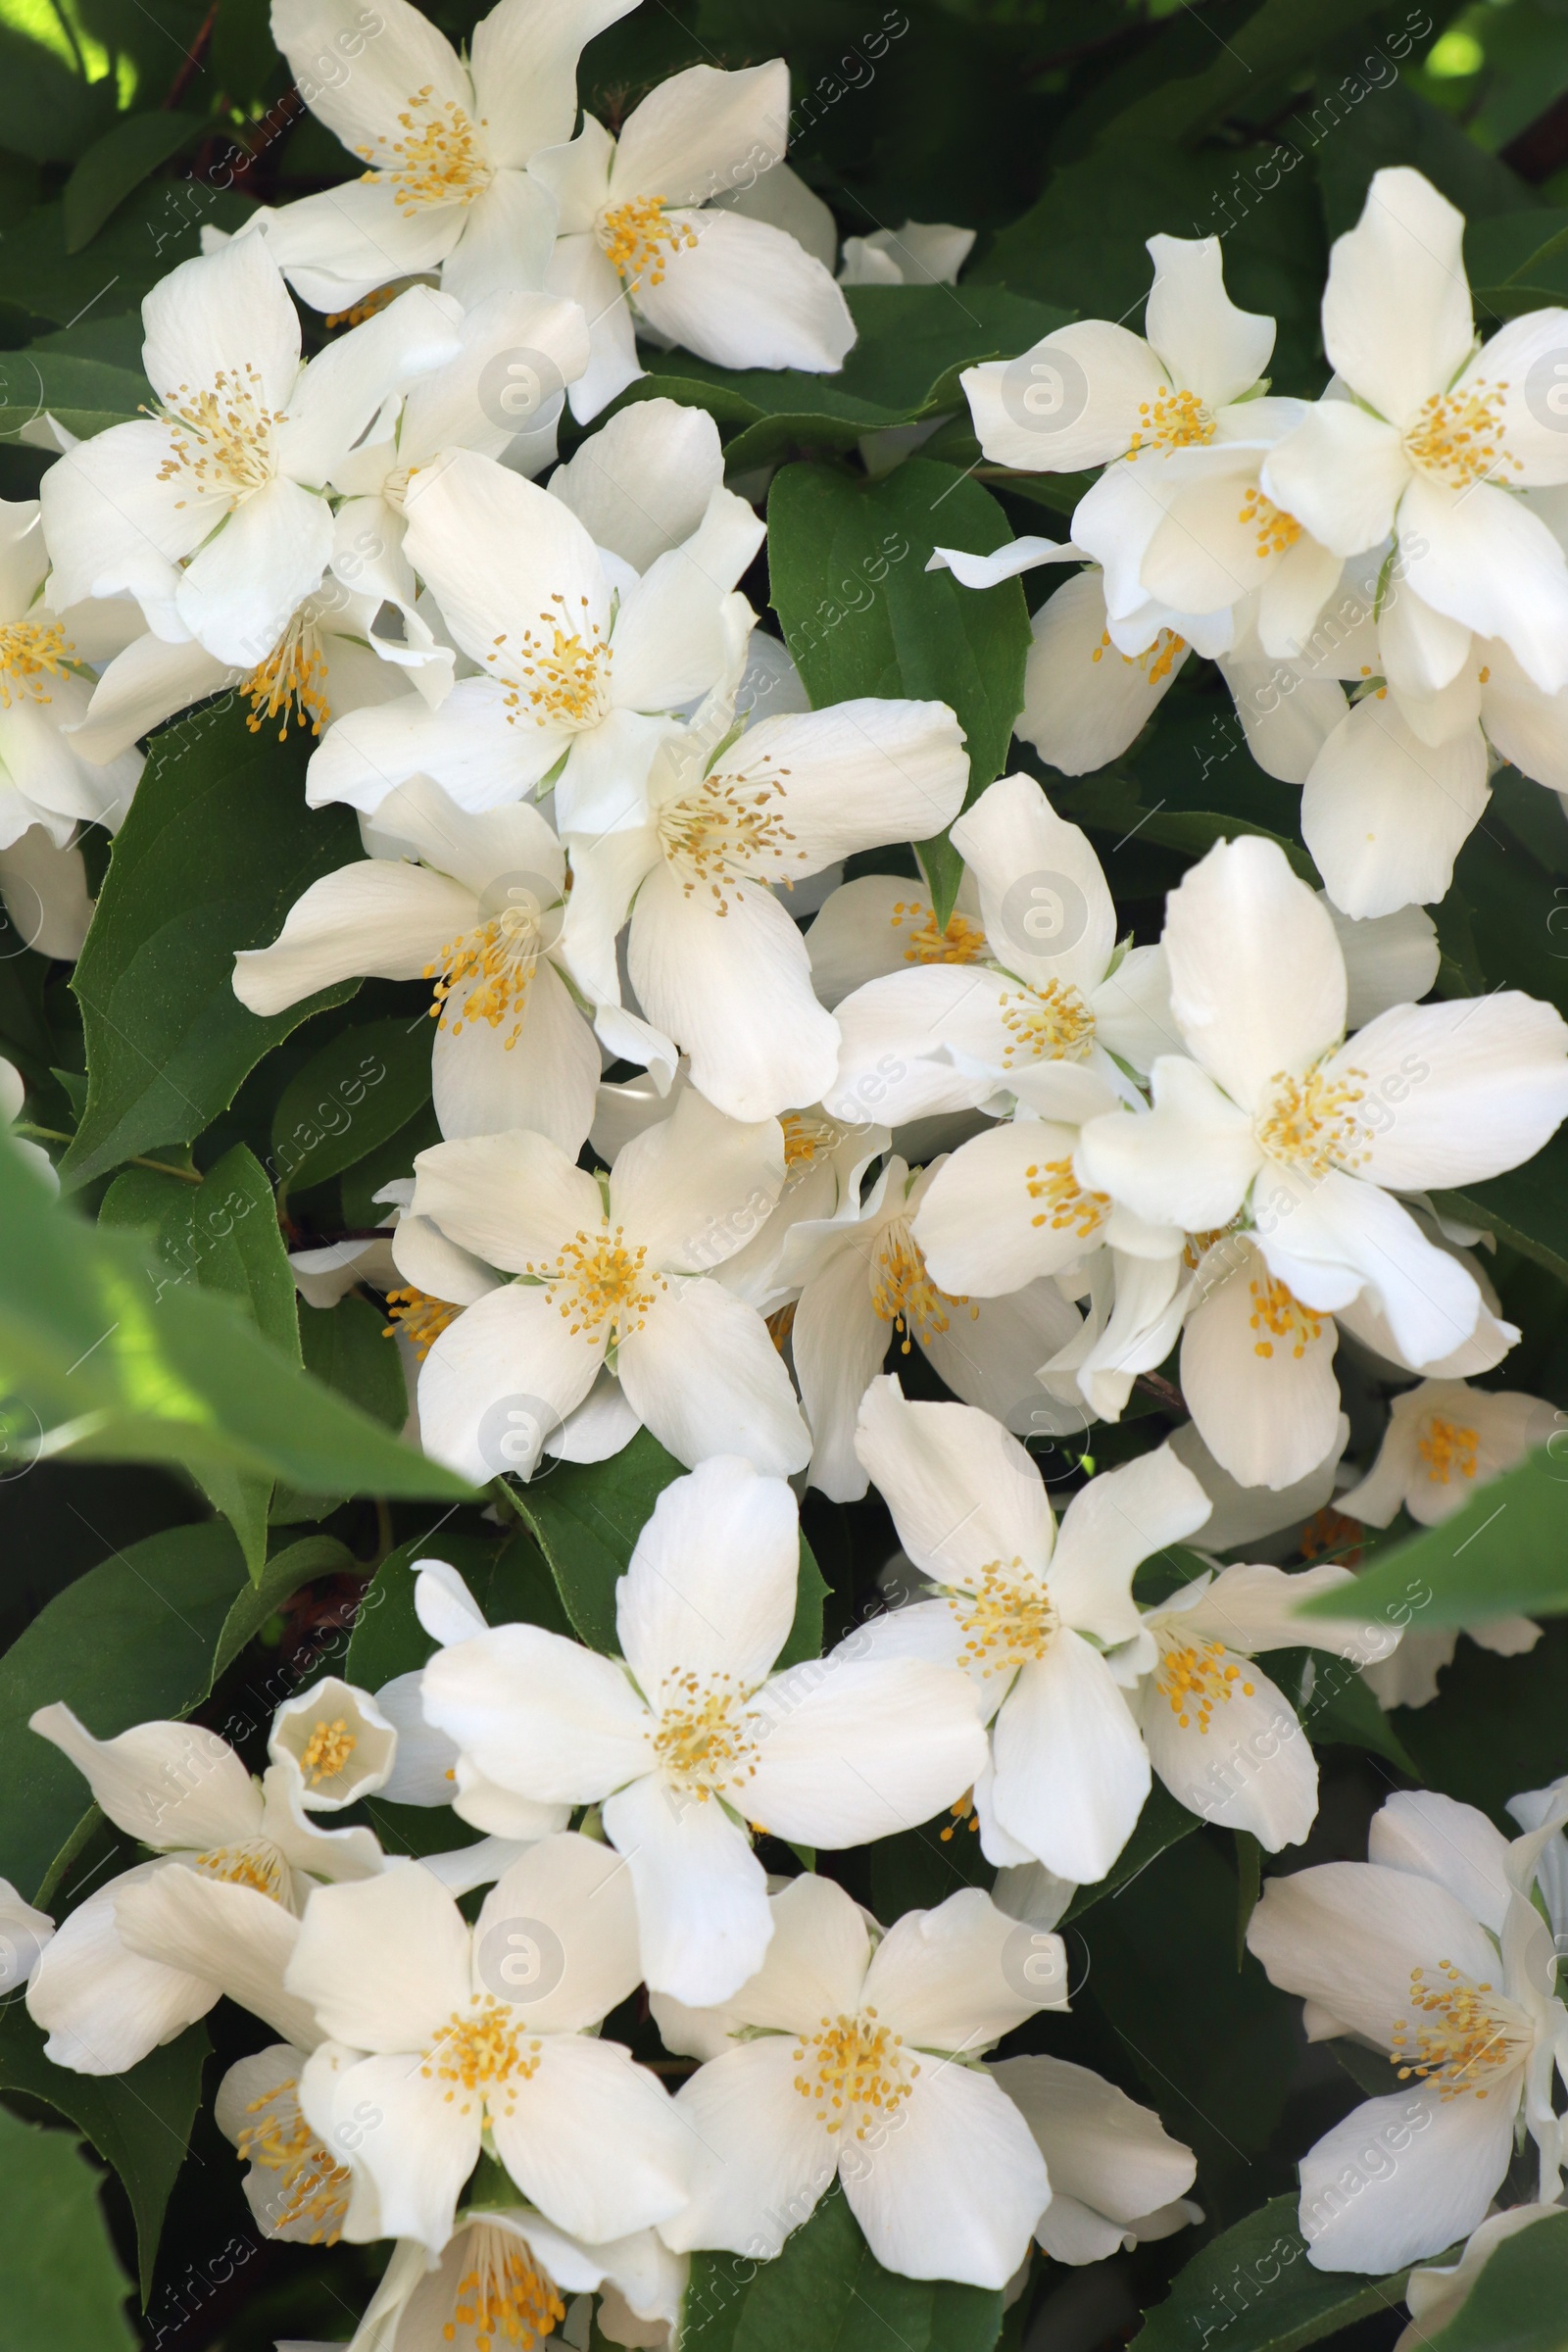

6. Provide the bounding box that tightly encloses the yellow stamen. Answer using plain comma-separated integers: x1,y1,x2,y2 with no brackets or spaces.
1155,1635,1253,1732
1418,1413,1480,1486
598,195,698,288
888,899,989,965
365,88,491,213
299,1717,357,1785
485,594,611,730
953,1559,1057,1674
1090,625,1185,683
237,2077,352,2246
1238,483,1303,558
1025,1156,1108,1239
421,1997,541,2123
794,2008,919,2138
651,1669,758,1798
997,980,1096,1065
156,363,280,503
658,749,808,910
1390,1961,1529,2098
383,1287,462,1360
423,894,558,1049
1255,1063,1370,1177
869,1218,975,1352
1404,380,1516,490
1248,1271,1324,1361
523,1227,663,1346
443,2226,566,2349
195,1839,289,1900
243,618,330,740
0,617,73,710
1127,385,1214,455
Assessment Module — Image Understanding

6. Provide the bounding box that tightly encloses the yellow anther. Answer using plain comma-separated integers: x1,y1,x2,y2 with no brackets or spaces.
1025,1156,1108,1239
364,88,491,213
1248,1271,1324,1361
0,617,72,710
1238,483,1303,558
1255,1063,1370,1178
868,1219,975,1352
888,899,989,965
1418,1413,1480,1486
598,195,699,288
383,1287,462,1360
1155,1635,1253,1732
792,2010,919,2140
1404,380,1516,490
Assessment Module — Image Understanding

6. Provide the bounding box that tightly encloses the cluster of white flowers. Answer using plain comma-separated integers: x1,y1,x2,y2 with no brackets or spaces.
6,0,1568,2328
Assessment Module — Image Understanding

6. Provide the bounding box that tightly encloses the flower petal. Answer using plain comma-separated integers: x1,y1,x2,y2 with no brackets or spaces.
1326,993,1568,1189
1302,693,1490,918
636,208,855,375
661,2036,836,2256
550,396,724,573
421,1626,654,1805
617,1454,799,1695
852,1374,1054,1585
950,772,1115,998
1180,1244,1344,1491
1049,1443,1211,1644
113,1866,318,2046
298,2042,477,2255
412,1127,601,1270
1320,167,1474,428
491,2032,689,2238
285,1861,468,2050
471,1832,643,2033
844,2052,1050,2290
602,1768,772,2005
1145,234,1274,409
617,1280,810,1476
1162,835,1348,1103
232,858,473,1013
26,1863,215,2074
746,1658,987,1846
1017,570,1188,775
432,957,600,1154
1297,2082,1516,2273
989,1636,1152,1884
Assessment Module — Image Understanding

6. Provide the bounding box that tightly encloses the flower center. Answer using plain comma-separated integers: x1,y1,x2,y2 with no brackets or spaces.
525,1226,664,1348
446,2226,566,2350
794,2009,919,2139
1091,626,1185,684
299,1718,357,1785
781,1112,840,1182
1025,1156,1108,1241
997,981,1096,1066
1127,386,1215,455
194,1838,290,1900
422,1995,540,2121
1249,1272,1324,1360
236,2076,352,2245
366,88,492,212
425,902,551,1049
658,756,807,907
243,611,330,740
486,595,611,731
1254,1063,1369,1179
889,899,989,965
1238,484,1303,558
158,365,281,504
383,1286,462,1359
1418,1413,1480,1486
1153,1634,1254,1732
598,195,699,288
952,1559,1057,1673
0,617,73,710
1403,380,1517,491
868,1217,975,1352
651,1670,758,1795
1390,1962,1530,2097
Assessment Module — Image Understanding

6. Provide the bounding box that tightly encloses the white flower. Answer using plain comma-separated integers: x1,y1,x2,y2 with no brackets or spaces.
850,1377,1210,1881
0,825,94,968
0,498,142,847
840,220,975,286
656,1873,1058,2288
1134,1558,1396,1849
1014,567,1194,777
260,0,624,312
823,773,1177,1130
269,1677,399,1812
0,1875,53,1991
233,776,600,1152
1075,836,1568,1377
41,236,461,670
25,1705,378,2073
406,1088,811,1479
1248,1787,1568,2271
546,397,728,575
0,1056,60,1192
530,60,854,420
803,864,988,1010
215,2041,368,2246
421,1456,987,2004
1264,168,1568,696
1343,1378,1562,1528
784,1156,1085,1500
286,1834,690,2253
336,2207,686,2349
562,691,969,1122
308,447,762,835
1396,2203,1566,2351
1164,1410,1348,1553
989,2055,1199,2263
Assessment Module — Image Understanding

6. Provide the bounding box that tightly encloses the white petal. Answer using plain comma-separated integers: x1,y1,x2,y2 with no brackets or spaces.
845,2058,1049,2290
1143,1659,1318,1848
794,1232,896,1502
1075,1058,1260,1232
1329,993,1568,1189
866,1886,1063,2048
1162,835,1347,1102
233,858,472,1012
471,1832,643,2033
718,698,970,877
661,2037,835,2256
144,231,299,411
610,489,763,712
272,0,471,161
1298,2082,1517,2273
1368,1789,1511,1935
617,1280,810,1475
853,1374,1054,1585
1329,896,1440,1025
805,871,985,1006
26,1863,215,2074
28,1704,261,1851
279,284,463,488
422,1626,654,1804
746,1658,986,1846
491,2033,688,2238
602,1770,772,2005
1180,1246,1344,1490
1049,1443,1211,1644
1303,694,1490,917
551,398,721,572
912,1118,1103,1294
438,168,559,307
950,772,1115,998
961,324,1165,472
308,678,551,815
618,1455,799,1694
38,421,196,620
636,208,855,374
1401,473,1568,696
989,1638,1152,1883
113,1867,318,2046
1261,402,1409,559
1018,571,1188,775
1146,234,1273,408
1321,168,1473,426
403,448,609,677
1247,1860,1500,2046
412,1127,600,1270
259,180,463,313
991,2053,1196,2228
285,1862,468,2048
174,476,332,669
298,2042,477,2254
433,957,600,1154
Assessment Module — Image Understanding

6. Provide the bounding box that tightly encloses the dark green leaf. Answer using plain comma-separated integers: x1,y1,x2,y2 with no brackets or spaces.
1423,2207,1568,2350
0,33,116,166
1313,71,1531,242
64,113,206,253
0,189,255,328
64,707,363,1187
0,2005,207,2298
1130,2195,1408,2351
1467,210,1568,319
0,347,149,442
343,1527,573,1692
0,2107,134,2347
1298,1449,1568,1631
271,1014,434,1200
272,1298,410,1523
1298,1653,1420,1775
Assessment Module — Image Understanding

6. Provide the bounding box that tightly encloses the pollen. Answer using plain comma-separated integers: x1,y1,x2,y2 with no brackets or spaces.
236,2077,352,2246
487,595,611,730
1090,626,1185,684
421,1996,540,2121
1255,1062,1370,1178
1390,1961,1529,2098
299,1717,357,1785
953,1558,1058,1674
1025,1156,1109,1240
366,89,492,212
598,195,699,288
1248,1271,1324,1360
889,899,989,965
157,363,281,504
782,1112,837,1174
869,1218,976,1352
525,1226,664,1346
1238,484,1303,558
242,618,330,740
658,751,807,911
1418,1413,1480,1486
997,980,1096,1066
1155,1635,1254,1731
424,896,557,1049
939,1787,980,1841
443,2225,566,2351
0,616,73,709
1127,385,1215,455
793,2009,919,2140
194,1838,289,1900
1404,379,1517,490
651,1669,759,1796
383,1286,463,1359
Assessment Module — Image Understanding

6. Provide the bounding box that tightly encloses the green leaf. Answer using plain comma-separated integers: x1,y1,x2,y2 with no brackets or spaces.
683,2182,1002,2349
0,31,116,165
0,2108,134,2348
1467,210,1568,319
0,1139,471,1558
272,1298,410,1523
63,113,206,253
1298,1449,1568,1632
1313,71,1530,242
766,458,1029,921
1130,2195,1408,2351
0,345,149,442
1298,1653,1420,1776
510,1430,827,1665
270,1014,434,1200
0,2006,207,2298
0,188,255,327
629,283,1070,473
344,1525,572,1693
1094,0,1407,147
1060,1782,1198,1922
1423,2207,1568,2350
63,706,364,1188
